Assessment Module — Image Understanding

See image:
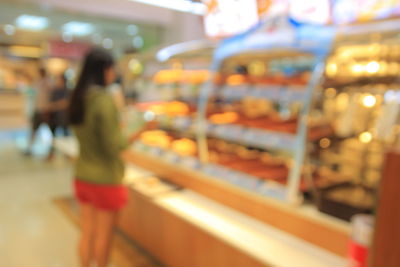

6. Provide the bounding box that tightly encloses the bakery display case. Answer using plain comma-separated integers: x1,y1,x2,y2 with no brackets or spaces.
125,17,352,257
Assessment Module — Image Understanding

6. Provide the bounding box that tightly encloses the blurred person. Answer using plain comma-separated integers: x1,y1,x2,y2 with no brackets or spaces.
68,47,155,267
25,67,53,156
47,72,70,160
17,73,36,120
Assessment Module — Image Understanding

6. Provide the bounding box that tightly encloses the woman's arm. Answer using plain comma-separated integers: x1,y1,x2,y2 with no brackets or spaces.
95,94,128,158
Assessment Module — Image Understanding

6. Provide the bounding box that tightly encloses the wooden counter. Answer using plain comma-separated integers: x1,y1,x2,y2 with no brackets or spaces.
122,150,350,257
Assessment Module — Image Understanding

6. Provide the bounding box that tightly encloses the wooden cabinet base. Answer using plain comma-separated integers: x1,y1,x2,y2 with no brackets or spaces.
118,189,266,267
122,151,349,257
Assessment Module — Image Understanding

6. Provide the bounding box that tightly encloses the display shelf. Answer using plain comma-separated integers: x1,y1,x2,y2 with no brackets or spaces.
207,123,296,152
153,114,331,153
196,17,335,204
220,85,307,103
133,141,287,198
122,149,350,257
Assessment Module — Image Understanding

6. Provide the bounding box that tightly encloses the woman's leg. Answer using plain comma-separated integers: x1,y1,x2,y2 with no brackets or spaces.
26,112,41,155
79,203,96,267
93,209,118,267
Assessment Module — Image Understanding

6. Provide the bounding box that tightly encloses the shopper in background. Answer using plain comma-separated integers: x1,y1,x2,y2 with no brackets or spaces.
68,47,154,267
17,73,36,121
47,72,70,160
25,67,52,156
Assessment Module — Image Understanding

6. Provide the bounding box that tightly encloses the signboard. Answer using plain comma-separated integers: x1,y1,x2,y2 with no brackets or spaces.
333,0,400,24
203,0,259,38
258,0,289,19
48,41,91,60
289,0,331,25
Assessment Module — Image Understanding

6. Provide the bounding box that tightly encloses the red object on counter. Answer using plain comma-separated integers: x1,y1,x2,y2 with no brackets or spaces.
348,241,369,267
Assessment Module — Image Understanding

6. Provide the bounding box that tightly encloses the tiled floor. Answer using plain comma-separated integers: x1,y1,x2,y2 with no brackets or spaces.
0,129,160,267
0,131,79,267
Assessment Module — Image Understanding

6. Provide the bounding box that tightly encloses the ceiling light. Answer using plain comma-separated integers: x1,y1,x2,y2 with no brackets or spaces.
133,36,144,48
102,38,113,49
62,32,73,43
16,15,49,31
127,24,138,36
4,24,15,35
63,21,94,36
128,0,206,15
91,33,102,44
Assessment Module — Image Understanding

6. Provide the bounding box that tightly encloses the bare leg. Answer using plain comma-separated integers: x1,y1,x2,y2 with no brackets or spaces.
26,124,39,155
79,203,96,267
94,209,118,267
46,124,56,161
26,112,41,155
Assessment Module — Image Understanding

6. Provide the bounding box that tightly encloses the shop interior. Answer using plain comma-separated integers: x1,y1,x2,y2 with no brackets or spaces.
1,0,400,267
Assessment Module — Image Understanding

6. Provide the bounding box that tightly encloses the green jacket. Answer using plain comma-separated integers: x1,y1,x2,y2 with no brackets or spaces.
73,86,128,185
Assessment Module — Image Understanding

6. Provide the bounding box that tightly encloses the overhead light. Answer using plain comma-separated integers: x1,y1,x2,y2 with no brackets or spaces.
8,46,43,58
91,33,102,44
62,32,73,43
366,61,380,74
359,131,373,144
102,38,113,49
361,94,377,108
63,21,94,36
127,24,138,36
351,64,365,74
16,15,49,31
4,24,16,35
133,36,144,48
128,0,206,15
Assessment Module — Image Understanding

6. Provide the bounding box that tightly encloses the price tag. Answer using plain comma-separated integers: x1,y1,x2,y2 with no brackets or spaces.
164,151,180,163
204,164,227,178
223,171,236,183
259,133,279,148
224,125,244,140
257,181,287,201
202,165,215,176
206,123,215,132
234,173,260,190
181,156,200,169
214,125,228,137
149,146,163,157
243,129,258,144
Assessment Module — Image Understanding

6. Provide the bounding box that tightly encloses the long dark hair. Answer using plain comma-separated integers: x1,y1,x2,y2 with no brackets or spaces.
69,47,114,125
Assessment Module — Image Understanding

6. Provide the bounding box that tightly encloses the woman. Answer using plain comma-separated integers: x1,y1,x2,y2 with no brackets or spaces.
68,48,139,267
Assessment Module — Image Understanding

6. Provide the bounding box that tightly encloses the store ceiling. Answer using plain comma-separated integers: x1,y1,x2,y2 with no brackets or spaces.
0,0,165,53
3,0,176,25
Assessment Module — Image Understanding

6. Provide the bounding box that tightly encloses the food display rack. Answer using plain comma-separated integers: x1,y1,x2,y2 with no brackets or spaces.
196,16,335,205
125,17,352,257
